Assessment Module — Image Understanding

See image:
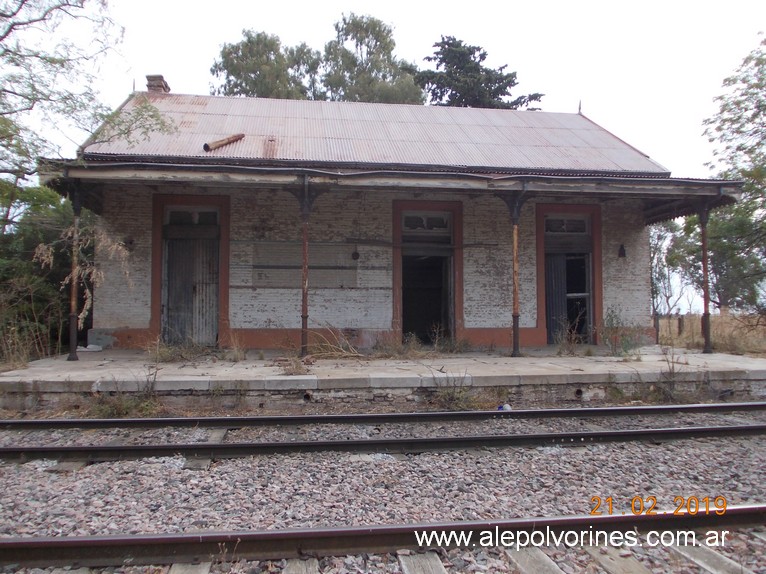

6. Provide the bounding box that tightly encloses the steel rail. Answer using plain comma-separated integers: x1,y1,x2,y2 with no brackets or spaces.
2,401,765,430
0,504,763,568
1,424,765,462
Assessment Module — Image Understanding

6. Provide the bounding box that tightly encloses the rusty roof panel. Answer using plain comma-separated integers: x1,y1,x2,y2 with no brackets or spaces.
84,93,670,174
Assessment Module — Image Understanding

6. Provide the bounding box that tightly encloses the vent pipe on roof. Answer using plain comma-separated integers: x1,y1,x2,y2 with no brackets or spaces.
146,75,171,93
203,133,245,152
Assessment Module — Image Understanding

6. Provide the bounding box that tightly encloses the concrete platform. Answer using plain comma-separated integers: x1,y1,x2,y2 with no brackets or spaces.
1,346,765,412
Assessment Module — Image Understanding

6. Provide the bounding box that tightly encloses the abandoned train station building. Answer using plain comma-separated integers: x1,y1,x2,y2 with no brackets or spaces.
43,76,739,352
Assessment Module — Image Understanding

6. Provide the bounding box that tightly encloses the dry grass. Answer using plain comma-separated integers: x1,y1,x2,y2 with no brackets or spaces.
372,332,431,359
307,328,365,359
274,356,310,376
658,314,766,355
145,337,210,363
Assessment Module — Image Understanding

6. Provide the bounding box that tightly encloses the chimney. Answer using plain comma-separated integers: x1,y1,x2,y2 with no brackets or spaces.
146,75,171,93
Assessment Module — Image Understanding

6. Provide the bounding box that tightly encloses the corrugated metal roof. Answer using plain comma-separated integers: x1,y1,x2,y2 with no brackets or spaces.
84,92,669,175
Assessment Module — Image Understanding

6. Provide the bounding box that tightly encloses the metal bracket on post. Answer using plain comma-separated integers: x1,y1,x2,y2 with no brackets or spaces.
67,184,82,361
698,202,712,354
496,185,529,357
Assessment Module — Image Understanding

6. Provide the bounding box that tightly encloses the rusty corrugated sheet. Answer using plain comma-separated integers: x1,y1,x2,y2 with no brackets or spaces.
85,92,669,174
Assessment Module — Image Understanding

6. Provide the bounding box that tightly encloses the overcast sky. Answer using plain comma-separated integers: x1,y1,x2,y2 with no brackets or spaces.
91,0,766,179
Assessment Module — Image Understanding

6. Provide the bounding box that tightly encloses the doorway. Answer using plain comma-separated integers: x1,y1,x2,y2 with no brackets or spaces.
398,208,456,345
544,214,593,344
162,207,220,346
545,253,591,343
402,255,452,343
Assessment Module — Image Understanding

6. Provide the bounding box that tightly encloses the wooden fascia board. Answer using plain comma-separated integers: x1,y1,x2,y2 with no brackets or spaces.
55,164,741,202
60,167,302,187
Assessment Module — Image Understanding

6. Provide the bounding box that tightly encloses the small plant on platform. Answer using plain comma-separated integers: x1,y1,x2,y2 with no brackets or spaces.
431,324,472,354
372,332,428,359
600,306,644,357
223,330,247,362
553,317,580,356
276,356,310,376
146,336,208,363
308,326,365,359
431,369,476,411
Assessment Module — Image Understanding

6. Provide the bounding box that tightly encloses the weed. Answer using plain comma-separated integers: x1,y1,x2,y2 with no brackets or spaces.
431,369,476,411
553,317,580,356
372,332,429,359
0,274,64,367
600,307,645,357
429,325,472,354
276,356,310,376
223,330,247,362
308,327,365,359
146,337,208,363
88,391,163,418
605,384,625,402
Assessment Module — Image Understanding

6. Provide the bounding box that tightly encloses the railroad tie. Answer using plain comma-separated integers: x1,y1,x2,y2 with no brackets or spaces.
184,428,228,470
399,551,448,574
584,546,652,574
283,557,319,574
670,543,756,574
168,564,212,574
505,547,565,574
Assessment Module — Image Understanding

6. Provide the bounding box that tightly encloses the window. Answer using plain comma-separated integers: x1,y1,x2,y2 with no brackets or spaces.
165,207,219,226
544,216,589,234
402,211,452,244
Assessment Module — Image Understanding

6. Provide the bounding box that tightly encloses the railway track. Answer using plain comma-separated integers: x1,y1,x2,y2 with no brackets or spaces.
0,505,764,571
0,401,765,464
1,423,765,463
3,400,766,429
1,402,764,572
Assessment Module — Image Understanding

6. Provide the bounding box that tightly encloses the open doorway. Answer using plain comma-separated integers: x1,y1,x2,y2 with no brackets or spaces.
402,255,452,343
398,208,456,345
544,214,593,344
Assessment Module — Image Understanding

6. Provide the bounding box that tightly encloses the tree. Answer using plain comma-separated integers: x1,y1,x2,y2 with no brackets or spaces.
322,13,422,104
210,31,324,100
668,207,765,313
415,36,543,109
209,14,422,104
1,1,109,230
650,220,687,316
1,1,170,360
670,37,766,314
1,0,173,235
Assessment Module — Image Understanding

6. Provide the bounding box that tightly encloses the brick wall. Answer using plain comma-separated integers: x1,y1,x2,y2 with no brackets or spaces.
92,187,153,329
93,186,652,345
601,199,652,328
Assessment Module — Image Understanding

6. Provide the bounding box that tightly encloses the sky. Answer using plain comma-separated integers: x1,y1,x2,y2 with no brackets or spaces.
86,0,766,179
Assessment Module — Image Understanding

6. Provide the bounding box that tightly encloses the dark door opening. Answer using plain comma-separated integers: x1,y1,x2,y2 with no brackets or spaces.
402,255,451,344
546,253,591,344
162,208,220,346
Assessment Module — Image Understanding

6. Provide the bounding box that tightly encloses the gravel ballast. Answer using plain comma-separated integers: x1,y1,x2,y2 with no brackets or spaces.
0,435,764,538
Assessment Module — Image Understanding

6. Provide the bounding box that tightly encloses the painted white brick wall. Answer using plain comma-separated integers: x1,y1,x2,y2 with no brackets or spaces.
228,190,393,330
601,199,652,328
93,187,152,329
461,197,537,328
94,187,652,337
